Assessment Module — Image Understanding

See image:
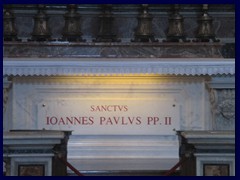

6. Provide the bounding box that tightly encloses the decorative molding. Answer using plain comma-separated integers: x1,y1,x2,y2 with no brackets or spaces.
208,75,235,89
3,149,53,154
3,58,235,76
210,89,235,130
10,157,52,176
3,158,10,176
180,131,235,151
195,154,235,176
7,4,236,14
3,42,226,58
3,130,66,145
221,43,235,58
3,88,10,114
3,77,12,114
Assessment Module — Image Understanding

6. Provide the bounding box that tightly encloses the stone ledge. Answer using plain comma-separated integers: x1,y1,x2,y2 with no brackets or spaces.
3,130,70,146
179,130,235,151
3,58,235,76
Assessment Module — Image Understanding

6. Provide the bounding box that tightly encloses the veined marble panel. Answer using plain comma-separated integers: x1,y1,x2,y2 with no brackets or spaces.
3,42,225,58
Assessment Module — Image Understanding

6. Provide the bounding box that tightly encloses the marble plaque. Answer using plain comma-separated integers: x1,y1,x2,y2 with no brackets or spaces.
38,98,179,135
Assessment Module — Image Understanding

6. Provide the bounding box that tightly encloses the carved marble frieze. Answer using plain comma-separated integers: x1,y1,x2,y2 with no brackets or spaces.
3,78,12,114
3,88,9,114
3,42,226,58
210,89,235,130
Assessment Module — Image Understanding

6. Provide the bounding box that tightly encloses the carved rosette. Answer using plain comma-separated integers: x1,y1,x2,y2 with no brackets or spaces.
210,89,235,130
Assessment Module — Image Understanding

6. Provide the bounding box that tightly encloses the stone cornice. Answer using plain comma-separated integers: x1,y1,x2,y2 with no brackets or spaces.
3,58,235,76
208,76,235,89
179,130,235,151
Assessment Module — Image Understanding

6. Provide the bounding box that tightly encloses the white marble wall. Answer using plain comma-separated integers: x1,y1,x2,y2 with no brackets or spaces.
4,75,212,171
9,76,211,131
